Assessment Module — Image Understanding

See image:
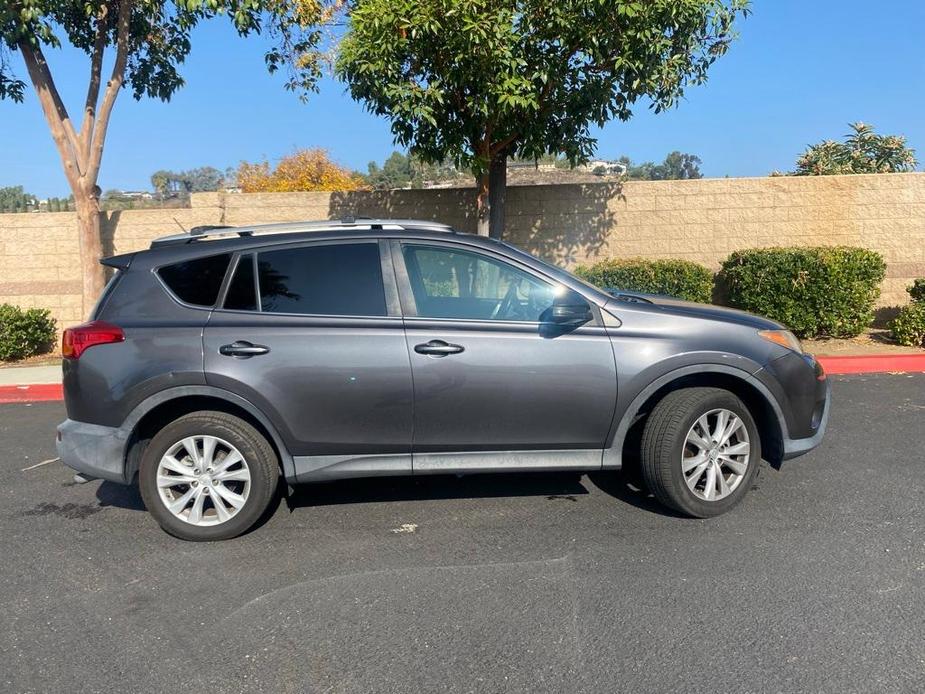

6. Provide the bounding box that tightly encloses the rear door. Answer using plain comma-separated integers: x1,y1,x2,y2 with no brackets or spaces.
203,239,413,479
394,240,617,470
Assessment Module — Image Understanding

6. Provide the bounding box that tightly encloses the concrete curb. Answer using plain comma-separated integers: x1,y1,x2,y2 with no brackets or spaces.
816,353,925,375
1,354,924,404
0,383,63,403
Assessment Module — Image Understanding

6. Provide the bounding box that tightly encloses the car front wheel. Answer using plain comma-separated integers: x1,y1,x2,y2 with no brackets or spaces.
640,387,761,518
138,411,279,541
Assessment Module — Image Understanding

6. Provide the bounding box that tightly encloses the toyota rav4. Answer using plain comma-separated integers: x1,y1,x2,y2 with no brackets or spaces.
56,219,830,541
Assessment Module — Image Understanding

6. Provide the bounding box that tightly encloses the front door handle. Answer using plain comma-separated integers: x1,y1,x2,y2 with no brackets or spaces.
219,341,270,358
414,339,465,357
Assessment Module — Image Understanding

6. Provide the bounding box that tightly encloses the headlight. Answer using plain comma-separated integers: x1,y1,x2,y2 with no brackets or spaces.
758,329,803,354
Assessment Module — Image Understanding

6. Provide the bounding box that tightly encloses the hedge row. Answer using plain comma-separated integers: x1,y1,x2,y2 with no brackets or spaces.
575,246,888,339
573,258,714,304
0,304,57,361
890,280,925,347
719,247,886,338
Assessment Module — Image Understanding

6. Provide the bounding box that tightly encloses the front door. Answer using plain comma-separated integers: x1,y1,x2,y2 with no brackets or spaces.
203,239,413,480
394,241,617,471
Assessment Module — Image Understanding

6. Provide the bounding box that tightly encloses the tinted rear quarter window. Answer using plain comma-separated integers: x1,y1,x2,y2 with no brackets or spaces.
224,254,258,311
158,253,231,307
258,243,386,316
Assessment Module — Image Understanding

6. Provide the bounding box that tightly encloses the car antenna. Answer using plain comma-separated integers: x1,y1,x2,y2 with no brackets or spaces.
172,217,187,233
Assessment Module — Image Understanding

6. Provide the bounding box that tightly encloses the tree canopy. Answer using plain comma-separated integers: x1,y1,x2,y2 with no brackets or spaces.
237,149,363,192
0,185,38,213
151,167,227,196
337,0,748,235
1,0,337,313
620,152,704,181
793,123,917,176
364,151,467,189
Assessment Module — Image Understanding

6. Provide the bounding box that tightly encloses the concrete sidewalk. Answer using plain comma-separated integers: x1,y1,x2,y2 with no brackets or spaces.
0,365,61,386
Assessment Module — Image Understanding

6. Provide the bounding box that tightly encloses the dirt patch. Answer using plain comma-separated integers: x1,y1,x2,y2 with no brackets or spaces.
804,329,925,356
0,353,61,369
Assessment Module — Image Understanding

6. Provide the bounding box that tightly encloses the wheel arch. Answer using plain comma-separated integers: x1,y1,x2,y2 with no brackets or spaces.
120,386,296,483
604,365,787,471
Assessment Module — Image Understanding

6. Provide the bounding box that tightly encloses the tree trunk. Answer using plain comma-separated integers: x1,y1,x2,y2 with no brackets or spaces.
488,152,507,240
16,1,131,320
475,172,490,236
74,189,106,317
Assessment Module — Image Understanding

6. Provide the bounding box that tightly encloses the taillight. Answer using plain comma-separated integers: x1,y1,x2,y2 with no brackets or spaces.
62,321,125,359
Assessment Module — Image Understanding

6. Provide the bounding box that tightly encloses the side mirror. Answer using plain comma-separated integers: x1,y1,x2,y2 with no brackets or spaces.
542,289,593,327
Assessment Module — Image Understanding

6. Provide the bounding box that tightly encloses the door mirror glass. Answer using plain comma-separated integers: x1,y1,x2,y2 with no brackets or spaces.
541,289,593,326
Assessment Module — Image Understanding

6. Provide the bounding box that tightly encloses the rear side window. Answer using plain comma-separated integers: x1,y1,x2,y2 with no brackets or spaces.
158,253,231,307
257,243,387,316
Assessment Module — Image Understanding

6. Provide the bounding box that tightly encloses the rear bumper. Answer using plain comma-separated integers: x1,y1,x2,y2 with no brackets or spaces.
782,377,832,460
56,419,129,484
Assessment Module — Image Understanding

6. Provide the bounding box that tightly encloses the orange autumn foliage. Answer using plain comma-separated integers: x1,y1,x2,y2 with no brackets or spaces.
237,149,364,192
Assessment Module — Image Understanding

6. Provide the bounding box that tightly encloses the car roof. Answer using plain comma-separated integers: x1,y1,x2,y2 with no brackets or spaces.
149,218,456,248
104,220,515,269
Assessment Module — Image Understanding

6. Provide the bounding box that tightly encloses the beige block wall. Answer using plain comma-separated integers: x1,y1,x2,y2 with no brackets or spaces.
1,172,923,338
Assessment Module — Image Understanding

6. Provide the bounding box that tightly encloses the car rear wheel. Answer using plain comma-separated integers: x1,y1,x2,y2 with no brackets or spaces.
640,387,761,518
138,411,279,541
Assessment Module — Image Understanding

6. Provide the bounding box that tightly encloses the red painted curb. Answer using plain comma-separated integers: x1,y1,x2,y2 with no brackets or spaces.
816,353,925,375
0,383,63,403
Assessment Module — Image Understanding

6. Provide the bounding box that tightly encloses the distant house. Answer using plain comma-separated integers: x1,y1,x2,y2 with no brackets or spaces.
582,160,627,176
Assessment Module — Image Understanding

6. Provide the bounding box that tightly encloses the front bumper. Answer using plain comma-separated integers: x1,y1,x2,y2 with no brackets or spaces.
781,372,832,460
56,419,129,484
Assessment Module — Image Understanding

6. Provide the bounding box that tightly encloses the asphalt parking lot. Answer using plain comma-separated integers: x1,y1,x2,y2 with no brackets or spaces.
2,373,924,693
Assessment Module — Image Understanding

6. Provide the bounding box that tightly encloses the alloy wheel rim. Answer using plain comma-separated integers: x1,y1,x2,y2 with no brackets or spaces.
156,435,251,526
681,408,750,502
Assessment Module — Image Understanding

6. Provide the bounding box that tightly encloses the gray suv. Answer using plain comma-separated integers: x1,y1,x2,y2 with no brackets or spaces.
57,219,831,541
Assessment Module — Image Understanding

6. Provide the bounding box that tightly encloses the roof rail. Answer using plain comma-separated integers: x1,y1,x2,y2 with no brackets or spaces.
150,217,454,248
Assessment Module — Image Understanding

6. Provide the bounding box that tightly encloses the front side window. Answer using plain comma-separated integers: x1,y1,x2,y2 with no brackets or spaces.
257,243,387,316
158,253,231,307
402,244,556,321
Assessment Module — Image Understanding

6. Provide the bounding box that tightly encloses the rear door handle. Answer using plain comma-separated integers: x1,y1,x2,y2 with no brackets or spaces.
414,339,465,356
219,341,270,358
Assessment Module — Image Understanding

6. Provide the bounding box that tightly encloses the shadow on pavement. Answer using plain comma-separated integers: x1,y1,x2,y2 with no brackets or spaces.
94,468,682,518
96,481,146,511
287,471,592,509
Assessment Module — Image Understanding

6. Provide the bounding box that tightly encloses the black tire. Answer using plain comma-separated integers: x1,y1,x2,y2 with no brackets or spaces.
640,387,761,518
138,411,279,541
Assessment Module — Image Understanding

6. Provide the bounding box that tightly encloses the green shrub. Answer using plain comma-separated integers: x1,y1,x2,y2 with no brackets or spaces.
0,304,57,361
718,246,886,338
573,258,714,303
908,278,925,303
890,302,925,347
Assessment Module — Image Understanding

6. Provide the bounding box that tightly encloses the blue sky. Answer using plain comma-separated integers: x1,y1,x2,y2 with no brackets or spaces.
1,0,923,198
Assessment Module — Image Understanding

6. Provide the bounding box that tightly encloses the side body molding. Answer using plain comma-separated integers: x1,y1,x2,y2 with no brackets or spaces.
602,363,789,469
120,385,297,481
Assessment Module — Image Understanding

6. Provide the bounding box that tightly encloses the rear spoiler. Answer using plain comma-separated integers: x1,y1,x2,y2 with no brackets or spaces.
100,252,135,270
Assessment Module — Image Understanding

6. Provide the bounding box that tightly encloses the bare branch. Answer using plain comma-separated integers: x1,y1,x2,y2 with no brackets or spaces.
86,0,132,185
16,40,83,187
81,3,111,161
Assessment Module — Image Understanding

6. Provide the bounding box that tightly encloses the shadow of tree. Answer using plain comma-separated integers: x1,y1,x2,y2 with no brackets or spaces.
503,182,622,265
327,181,621,266
328,187,478,233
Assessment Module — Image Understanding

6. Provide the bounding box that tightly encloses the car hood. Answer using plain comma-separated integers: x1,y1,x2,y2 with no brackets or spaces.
603,289,784,331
